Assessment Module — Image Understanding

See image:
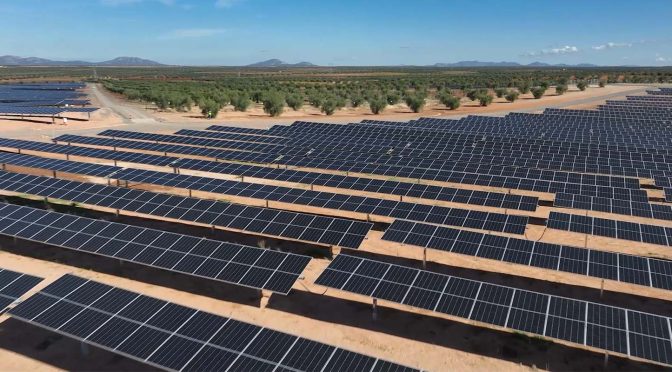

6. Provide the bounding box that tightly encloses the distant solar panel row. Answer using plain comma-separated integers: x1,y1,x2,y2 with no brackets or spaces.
0,139,539,211
554,193,672,221
0,203,310,294
0,152,121,178
98,130,287,153
53,135,281,164
381,220,672,290
547,212,672,247
316,254,672,366
113,168,529,234
9,274,418,372
0,267,42,313
0,171,373,249
175,129,282,144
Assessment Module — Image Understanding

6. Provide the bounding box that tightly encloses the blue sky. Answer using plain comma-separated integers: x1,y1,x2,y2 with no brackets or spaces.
1,0,671,66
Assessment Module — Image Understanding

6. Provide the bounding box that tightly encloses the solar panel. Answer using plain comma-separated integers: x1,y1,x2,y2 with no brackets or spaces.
380,220,672,290
547,212,672,246
9,274,419,372
0,267,43,313
0,107,64,116
0,202,310,294
0,171,373,249
316,254,672,367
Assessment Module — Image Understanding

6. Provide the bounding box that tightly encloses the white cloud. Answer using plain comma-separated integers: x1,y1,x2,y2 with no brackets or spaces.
592,42,632,51
655,54,669,62
215,0,242,8
160,28,226,39
522,45,579,57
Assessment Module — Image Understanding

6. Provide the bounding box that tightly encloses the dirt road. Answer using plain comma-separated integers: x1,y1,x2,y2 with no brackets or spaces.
89,83,155,123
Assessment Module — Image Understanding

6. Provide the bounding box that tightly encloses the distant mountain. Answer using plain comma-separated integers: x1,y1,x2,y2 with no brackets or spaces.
433,61,521,67
431,60,600,68
246,59,317,67
95,56,164,66
0,55,165,66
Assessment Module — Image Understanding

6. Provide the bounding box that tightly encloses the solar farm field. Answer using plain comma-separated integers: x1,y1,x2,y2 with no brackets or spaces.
1,85,672,371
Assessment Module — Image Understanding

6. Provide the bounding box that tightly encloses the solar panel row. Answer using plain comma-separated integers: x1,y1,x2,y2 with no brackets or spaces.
0,139,539,211
112,168,530,234
547,212,672,247
380,220,672,290
0,171,373,249
9,274,419,372
0,203,310,294
316,254,672,366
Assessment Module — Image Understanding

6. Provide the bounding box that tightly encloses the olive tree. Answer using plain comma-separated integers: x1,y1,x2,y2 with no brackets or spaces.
262,91,285,117
531,87,546,99
577,81,588,91
555,84,568,95
285,93,303,110
505,91,520,103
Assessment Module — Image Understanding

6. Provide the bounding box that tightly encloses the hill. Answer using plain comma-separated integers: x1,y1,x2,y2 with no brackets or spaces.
0,55,165,66
246,59,317,67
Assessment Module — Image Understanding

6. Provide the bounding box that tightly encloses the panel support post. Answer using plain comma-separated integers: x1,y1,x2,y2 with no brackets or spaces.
52,170,57,179
66,154,70,161
241,175,244,182
399,195,403,202
1,163,4,171
125,180,129,188
188,189,192,198
114,160,117,167
265,200,269,208
173,167,177,174
259,289,272,309
372,298,378,321
423,247,427,269
80,342,89,357
115,209,120,217
310,184,314,191
603,352,609,368
600,279,604,297
116,179,120,187
330,245,341,257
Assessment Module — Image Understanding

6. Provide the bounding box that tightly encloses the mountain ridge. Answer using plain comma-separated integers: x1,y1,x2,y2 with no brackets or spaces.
0,55,165,66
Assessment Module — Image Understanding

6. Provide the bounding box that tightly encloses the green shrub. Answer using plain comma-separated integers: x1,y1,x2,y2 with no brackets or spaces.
516,81,531,94
531,87,546,99
320,99,337,115
285,93,303,110
231,94,251,111
505,91,520,102
599,79,607,87
577,81,588,91
555,84,568,95
368,96,387,114
404,92,426,113
494,88,507,98
476,93,494,106
386,91,401,105
262,91,285,117
438,92,460,110
199,98,220,118
350,93,365,107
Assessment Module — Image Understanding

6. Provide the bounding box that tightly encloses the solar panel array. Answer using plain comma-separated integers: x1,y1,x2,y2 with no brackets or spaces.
0,171,373,249
2,86,672,369
0,83,97,117
9,274,418,372
0,267,43,313
381,220,672,290
316,254,672,366
0,203,310,294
